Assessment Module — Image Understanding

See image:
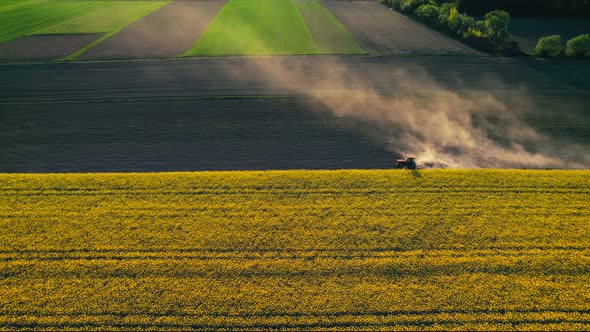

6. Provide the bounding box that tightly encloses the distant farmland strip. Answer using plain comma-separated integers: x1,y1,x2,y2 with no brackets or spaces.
293,0,365,54
0,170,589,329
322,0,482,55
0,0,169,61
186,0,317,55
0,34,102,61
34,0,169,35
80,0,226,60
0,0,106,43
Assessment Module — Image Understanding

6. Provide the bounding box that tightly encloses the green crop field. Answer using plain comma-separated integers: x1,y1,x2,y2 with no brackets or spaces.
187,0,357,56
187,0,316,55
0,0,106,43
1,170,589,330
34,0,169,35
293,0,365,54
0,0,167,44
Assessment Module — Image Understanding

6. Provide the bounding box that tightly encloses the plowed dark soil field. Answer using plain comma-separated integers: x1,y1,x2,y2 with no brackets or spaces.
1,98,392,172
1,56,589,172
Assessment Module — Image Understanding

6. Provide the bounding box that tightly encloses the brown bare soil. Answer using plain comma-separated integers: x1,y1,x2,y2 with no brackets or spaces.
0,34,102,61
322,0,482,55
80,0,227,60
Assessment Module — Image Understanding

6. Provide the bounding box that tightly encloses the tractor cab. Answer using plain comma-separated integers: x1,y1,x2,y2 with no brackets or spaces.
395,157,417,170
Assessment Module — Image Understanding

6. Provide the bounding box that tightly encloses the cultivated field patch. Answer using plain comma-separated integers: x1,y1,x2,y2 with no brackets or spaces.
322,0,482,55
0,0,107,43
80,0,226,59
293,0,365,54
0,170,588,330
0,0,42,14
0,98,393,172
186,0,317,55
0,34,102,61
33,0,169,35
0,0,169,61
2,56,589,171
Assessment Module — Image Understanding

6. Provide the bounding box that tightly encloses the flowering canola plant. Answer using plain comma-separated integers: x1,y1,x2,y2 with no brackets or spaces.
0,170,589,330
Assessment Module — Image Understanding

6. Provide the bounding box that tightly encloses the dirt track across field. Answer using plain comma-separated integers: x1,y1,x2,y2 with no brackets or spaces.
80,0,226,59
1,56,589,172
322,0,482,55
0,34,102,61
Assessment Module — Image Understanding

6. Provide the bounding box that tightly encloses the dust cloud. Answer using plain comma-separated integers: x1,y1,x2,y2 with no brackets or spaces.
224,56,588,169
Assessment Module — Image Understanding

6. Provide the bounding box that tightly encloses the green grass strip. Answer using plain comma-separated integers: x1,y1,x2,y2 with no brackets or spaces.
35,1,168,35
0,0,106,43
186,0,318,56
0,0,44,14
293,0,365,54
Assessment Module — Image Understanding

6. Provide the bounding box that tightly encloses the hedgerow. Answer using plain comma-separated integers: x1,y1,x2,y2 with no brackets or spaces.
535,35,563,57
533,34,590,59
380,0,519,55
566,34,590,58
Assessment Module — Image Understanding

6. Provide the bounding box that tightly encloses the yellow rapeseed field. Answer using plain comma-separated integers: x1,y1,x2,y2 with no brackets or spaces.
0,170,589,330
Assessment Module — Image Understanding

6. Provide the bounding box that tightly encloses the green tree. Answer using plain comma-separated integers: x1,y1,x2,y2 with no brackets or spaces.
566,34,590,58
475,20,488,38
484,10,510,41
456,12,475,35
380,0,402,10
446,7,476,36
437,2,454,25
535,35,563,56
416,4,440,24
400,0,426,14
447,7,460,29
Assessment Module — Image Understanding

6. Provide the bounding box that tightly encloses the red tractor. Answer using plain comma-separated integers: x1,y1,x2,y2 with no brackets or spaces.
395,156,417,170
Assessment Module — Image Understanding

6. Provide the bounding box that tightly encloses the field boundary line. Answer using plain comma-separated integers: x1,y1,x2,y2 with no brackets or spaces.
2,189,588,196
1,250,586,261
61,0,171,61
0,317,588,330
0,247,587,254
2,308,590,318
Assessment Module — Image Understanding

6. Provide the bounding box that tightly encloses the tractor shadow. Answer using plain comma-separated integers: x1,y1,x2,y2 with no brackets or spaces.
411,169,422,178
